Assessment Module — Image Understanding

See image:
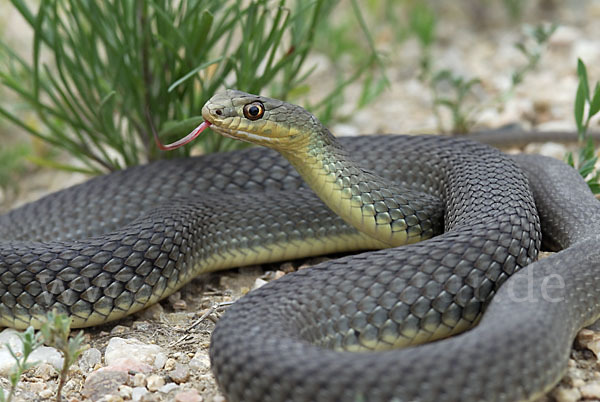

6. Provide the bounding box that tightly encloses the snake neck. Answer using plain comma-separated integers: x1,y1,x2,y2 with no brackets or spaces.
279,129,440,247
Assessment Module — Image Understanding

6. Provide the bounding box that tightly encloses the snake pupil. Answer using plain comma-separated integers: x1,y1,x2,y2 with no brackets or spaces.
243,102,265,120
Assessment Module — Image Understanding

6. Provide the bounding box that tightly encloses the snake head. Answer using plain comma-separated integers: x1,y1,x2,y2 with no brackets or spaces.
202,89,323,153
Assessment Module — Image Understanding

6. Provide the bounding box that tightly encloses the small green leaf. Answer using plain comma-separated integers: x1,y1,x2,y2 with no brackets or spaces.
582,137,596,160
575,81,586,138
98,90,116,113
577,58,590,101
409,3,436,47
566,151,575,167
588,180,600,195
167,56,224,92
514,42,527,55
579,157,597,178
590,81,600,117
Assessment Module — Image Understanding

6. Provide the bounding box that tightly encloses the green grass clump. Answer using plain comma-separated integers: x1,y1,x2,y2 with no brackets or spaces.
0,0,376,174
567,58,600,194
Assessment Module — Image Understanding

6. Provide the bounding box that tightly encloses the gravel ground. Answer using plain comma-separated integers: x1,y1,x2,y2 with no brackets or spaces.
2,1,600,401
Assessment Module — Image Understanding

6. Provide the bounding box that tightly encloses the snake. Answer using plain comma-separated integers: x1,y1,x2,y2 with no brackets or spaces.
1,90,599,401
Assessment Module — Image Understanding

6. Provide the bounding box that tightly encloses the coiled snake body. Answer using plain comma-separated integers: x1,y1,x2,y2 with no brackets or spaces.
1,90,600,401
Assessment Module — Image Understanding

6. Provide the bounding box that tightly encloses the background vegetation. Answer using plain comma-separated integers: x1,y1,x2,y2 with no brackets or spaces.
0,0,599,202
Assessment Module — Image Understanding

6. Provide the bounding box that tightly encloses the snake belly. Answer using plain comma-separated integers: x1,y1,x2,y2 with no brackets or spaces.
1,134,599,401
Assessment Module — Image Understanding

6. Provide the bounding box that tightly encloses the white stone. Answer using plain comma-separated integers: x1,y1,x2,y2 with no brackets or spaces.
80,347,102,371
154,352,168,370
105,337,164,367
159,382,179,393
132,372,146,387
146,374,165,391
553,386,581,402
580,381,600,399
0,328,63,375
189,350,211,371
118,385,133,399
38,388,54,399
251,278,268,290
131,386,150,402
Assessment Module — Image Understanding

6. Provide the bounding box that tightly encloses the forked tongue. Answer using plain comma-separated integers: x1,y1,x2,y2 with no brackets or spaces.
154,121,212,151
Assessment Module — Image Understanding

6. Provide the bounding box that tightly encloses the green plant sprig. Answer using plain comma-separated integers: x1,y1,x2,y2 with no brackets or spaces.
40,311,86,402
408,5,556,134
1,0,377,174
567,58,600,194
0,327,42,402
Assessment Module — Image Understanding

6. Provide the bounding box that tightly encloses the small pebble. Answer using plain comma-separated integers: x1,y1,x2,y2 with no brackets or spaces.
577,329,600,358
132,372,146,387
39,388,54,399
579,381,600,399
110,325,130,335
552,386,581,402
140,393,160,402
251,278,268,290
159,383,179,393
146,374,166,391
169,362,190,384
211,395,226,402
189,350,211,371
173,300,188,310
105,337,165,367
154,352,168,370
33,362,57,381
80,348,102,372
131,386,150,402
101,395,123,402
279,262,296,273
63,379,78,393
132,321,154,331
174,389,203,402
83,370,129,401
103,357,153,374
29,382,47,393
68,363,83,376
119,385,133,399
164,357,177,371
572,377,586,388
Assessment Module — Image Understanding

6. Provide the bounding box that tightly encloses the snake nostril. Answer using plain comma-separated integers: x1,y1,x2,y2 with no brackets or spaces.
215,109,223,116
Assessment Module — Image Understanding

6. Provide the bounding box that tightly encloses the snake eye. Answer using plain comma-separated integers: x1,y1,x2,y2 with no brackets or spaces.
243,102,265,121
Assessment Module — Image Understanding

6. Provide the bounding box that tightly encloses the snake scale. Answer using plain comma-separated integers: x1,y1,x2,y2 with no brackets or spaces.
1,90,600,401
